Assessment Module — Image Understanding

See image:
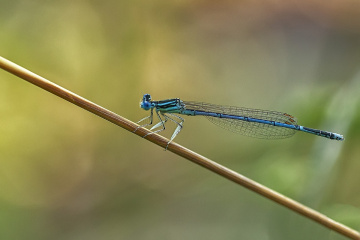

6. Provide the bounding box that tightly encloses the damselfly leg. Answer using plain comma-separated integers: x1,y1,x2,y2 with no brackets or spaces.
133,108,154,133
164,113,184,149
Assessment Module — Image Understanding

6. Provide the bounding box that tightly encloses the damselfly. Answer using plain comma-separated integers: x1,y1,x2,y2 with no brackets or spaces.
136,94,344,147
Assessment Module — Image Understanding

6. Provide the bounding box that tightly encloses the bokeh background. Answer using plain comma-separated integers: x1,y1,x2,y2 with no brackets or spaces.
0,1,360,239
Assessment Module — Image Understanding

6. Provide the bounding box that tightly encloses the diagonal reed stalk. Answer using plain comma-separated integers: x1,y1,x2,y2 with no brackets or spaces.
0,56,359,240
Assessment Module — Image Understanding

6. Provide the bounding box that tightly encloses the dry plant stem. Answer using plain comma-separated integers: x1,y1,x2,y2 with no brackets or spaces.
0,56,359,240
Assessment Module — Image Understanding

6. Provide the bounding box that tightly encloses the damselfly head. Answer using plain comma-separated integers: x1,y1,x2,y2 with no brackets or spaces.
140,94,152,110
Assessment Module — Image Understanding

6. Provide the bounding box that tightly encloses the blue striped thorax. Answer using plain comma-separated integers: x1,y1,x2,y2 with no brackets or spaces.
140,94,184,113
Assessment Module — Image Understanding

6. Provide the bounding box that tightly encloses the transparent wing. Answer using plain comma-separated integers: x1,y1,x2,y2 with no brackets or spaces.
183,101,297,139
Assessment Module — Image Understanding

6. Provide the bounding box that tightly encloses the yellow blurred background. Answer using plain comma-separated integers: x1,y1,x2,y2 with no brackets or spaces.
0,1,359,239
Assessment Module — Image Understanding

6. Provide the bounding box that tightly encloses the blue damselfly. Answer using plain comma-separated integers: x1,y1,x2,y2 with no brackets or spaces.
136,94,344,147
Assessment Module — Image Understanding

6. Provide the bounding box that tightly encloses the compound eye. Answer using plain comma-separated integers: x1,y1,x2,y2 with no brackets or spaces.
144,94,151,101
141,101,152,110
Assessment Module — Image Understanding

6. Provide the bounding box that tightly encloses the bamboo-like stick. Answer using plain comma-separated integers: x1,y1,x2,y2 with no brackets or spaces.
0,56,359,240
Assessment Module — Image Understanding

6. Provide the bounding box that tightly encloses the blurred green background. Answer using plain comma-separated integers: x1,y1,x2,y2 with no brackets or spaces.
0,1,359,239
